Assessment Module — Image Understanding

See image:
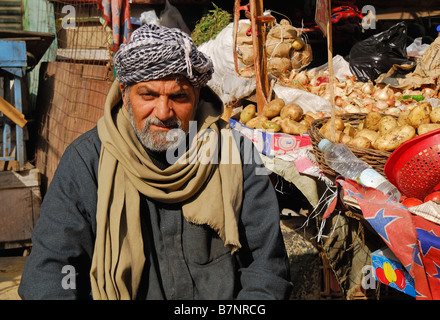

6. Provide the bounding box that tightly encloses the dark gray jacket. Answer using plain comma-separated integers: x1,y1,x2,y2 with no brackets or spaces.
19,119,292,300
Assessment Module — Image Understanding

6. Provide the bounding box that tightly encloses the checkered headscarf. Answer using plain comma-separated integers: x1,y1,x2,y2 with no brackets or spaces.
114,24,214,87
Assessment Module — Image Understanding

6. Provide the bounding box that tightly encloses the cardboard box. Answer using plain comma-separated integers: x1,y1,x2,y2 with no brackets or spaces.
372,247,415,297
229,115,311,157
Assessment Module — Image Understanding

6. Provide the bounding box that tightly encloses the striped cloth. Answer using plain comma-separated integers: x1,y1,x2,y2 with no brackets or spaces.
114,24,214,87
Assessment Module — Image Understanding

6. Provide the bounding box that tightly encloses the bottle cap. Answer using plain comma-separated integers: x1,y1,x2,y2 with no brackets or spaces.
318,138,331,151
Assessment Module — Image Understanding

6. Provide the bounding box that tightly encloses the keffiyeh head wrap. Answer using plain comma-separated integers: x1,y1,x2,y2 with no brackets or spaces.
113,24,214,87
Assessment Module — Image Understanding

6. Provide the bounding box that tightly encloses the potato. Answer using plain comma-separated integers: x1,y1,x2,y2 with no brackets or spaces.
319,118,344,140
430,107,440,123
262,120,281,132
262,98,285,118
271,116,283,125
347,136,371,149
239,104,256,124
268,57,292,72
245,115,267,129
408,102,432,128
397,108,411,126
364,111,383,131
417,123,440,135
343,124,357,137
266,38,292,57
280,103,304,121
354,128,380,143
305,111,320,120
280,119,308,135
378,116,399,136
301,114,316,128
322,117,345,132
341,134,353,145
374,125,416,151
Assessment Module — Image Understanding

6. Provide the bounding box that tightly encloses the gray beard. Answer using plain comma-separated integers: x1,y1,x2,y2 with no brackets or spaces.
126,98,187,152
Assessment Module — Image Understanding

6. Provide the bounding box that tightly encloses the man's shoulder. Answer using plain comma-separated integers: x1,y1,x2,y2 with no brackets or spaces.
61,126,101,168
68,126,101,155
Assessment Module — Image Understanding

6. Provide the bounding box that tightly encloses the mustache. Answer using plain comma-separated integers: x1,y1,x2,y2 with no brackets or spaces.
144,118,182,130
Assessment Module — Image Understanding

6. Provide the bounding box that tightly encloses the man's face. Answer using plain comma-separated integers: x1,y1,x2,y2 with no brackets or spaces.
121,76,199,152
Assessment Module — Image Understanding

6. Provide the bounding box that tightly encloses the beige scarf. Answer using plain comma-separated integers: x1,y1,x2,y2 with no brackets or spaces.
89,81,243,299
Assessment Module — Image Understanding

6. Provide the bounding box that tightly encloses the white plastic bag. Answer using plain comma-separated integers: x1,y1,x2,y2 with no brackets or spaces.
159,0,191,35
273,83,333,113
308,54,353,82
140,9,160,25
406,37,430,57
198,22,256,106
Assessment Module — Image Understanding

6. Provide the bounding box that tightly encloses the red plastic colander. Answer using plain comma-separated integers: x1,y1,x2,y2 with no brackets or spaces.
385,128,440,200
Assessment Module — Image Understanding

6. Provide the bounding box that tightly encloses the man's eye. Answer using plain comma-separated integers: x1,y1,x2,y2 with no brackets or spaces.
173,94,189,101
140,93,154,99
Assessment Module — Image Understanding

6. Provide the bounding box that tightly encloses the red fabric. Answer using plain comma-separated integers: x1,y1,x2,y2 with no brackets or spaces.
329,177,440,299
97,0,132,52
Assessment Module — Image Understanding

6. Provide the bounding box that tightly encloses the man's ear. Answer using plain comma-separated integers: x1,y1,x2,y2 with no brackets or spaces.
120,83,129,110
119,83,125,98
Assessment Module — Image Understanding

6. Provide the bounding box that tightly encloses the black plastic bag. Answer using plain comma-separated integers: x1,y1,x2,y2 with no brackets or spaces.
349,22,414,82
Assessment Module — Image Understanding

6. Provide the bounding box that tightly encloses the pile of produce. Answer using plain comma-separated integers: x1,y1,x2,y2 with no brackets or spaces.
279,70,439,115
236,18,312,72
191,3,231,46
320,101,440,152
238,98,326,134
266,19,312,73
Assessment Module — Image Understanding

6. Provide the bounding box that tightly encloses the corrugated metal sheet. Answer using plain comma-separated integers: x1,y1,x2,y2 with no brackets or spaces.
0,0,23,30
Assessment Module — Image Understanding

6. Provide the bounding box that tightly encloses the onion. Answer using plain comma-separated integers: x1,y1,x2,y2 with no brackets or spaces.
335,96,347,107
422,87,437,97
375,85,391,101
386,97,395,107
362,97,375,105
376,100,389,109
361,81,374,95
344,104,361,113
385,107,401,116
295,71,309,85
309,77,318,86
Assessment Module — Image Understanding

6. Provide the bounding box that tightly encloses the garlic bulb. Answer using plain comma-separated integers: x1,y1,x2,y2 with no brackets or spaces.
361,81,374,94
375,85,392,101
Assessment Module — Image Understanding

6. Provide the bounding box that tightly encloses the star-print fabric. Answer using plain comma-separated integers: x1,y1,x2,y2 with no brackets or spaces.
325,177,440,299
98,0,132,52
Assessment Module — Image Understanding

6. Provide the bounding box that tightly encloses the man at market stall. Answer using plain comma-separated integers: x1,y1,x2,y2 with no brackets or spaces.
18,23,292,300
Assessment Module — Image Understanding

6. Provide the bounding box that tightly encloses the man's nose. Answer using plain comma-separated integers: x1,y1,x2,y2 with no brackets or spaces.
154,96,174,120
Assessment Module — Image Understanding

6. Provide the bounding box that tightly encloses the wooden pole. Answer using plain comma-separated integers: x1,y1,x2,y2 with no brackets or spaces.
326,0,336,142
249,0,269,115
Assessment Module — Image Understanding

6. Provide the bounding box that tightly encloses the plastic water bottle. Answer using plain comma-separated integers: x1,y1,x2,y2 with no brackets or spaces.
318,139,401,201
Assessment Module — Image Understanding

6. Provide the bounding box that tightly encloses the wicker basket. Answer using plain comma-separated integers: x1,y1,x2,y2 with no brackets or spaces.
308,113,392,177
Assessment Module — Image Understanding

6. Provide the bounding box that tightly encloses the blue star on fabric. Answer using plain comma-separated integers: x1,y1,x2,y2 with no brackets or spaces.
365,208,401,245
431,262,440,280
412,244,424,268
346,189,364,200
416,228,440,256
